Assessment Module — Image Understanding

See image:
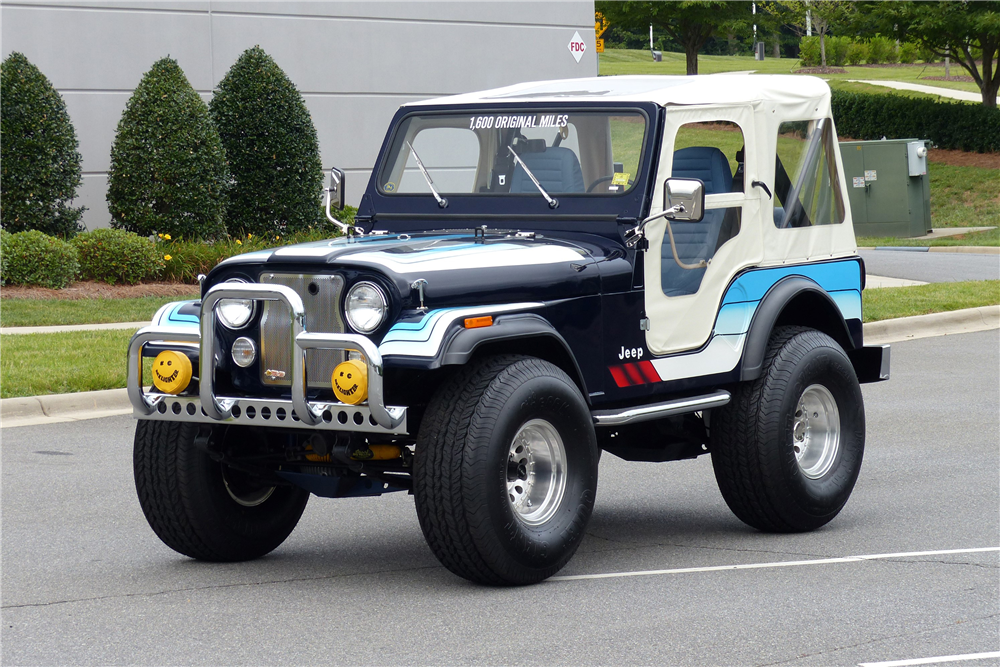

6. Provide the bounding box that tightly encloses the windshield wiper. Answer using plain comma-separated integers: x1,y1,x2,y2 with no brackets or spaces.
507,145,558,209
406,141,448,208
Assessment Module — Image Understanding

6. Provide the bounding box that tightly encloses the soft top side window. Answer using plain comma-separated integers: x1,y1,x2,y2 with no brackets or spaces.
774,119,846,228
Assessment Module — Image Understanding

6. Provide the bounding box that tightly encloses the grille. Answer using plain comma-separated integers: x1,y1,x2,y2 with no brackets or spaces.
259,273,346,388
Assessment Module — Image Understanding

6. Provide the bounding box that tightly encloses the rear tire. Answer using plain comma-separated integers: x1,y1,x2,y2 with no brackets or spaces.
133,420,309,561
710,327,865,532
414,356,599,585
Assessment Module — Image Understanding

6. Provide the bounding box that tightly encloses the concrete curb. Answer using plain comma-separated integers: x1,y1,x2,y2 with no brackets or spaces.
859,246,1000,255
863,305,1000,345
1,388,132,428
3,306,998,428
928,246,1000,255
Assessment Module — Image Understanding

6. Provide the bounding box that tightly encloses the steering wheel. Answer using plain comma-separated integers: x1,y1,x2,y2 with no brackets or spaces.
586,175,632,193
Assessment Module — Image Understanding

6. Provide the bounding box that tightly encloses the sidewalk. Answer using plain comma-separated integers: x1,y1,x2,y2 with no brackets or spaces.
3,306,997,429
0,321,150,335
846,80,981,102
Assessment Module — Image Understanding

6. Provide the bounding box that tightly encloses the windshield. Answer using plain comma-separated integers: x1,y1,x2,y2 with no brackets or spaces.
378,110,647,197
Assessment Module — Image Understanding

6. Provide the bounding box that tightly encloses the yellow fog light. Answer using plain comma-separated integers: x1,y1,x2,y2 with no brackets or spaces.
331,358,368,405
152,350,193,395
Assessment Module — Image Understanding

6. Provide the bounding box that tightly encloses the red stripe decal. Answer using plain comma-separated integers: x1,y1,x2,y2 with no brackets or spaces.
609,365,632,388
623,363,645,386
638,360,661,383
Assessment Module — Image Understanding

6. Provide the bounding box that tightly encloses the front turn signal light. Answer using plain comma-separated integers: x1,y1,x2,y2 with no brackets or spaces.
464,315,493,329
151,350,193,395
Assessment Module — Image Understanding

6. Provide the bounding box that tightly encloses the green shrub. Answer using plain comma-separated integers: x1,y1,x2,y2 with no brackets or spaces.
866,36,897,65
828,36,851,67
898,42,919,65
72,228,163,285
799,36,820,67
847,41,869,66
107,58,228,240
210,46,324,238
0,53,85,237
159,207,354,283
832,90,1000,153
0,229,79,288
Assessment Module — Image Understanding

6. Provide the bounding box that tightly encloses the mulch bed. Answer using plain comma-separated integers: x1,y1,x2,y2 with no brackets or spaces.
926,148,1000,169
1,281,199,300
795,67,849,74
920,75,976,83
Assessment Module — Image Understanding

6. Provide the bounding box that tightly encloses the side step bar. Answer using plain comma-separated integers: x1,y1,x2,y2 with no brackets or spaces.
591,390,731,427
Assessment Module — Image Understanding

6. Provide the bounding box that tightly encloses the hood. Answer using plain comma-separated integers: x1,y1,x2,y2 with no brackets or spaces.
213,231,623,306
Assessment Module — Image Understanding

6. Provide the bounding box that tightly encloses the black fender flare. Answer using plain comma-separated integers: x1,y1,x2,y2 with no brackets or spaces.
439,313,589,397
740,276,856,381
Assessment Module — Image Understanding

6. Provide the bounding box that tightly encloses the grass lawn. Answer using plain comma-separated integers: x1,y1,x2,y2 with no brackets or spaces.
598,49,982,95
1,329,152,399
863,280,1000,322
0,294,197,328
926,165,1000,229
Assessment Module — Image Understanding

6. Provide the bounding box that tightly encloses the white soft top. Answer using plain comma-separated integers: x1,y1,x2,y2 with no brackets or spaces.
407,75,831,109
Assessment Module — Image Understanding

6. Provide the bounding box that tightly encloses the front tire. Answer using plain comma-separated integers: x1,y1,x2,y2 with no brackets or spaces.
133,420,309,561
710,327,865,532
414,356,599,585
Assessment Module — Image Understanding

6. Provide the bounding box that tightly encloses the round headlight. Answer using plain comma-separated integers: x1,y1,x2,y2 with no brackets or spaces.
217,278,254,329
345,281,388,333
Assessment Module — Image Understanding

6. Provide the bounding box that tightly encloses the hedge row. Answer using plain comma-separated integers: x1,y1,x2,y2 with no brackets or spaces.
831,90,1000,153
1,207,355,287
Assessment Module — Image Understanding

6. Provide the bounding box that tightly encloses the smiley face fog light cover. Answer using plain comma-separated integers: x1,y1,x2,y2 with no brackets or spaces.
151,350,193,395
331,358,368,405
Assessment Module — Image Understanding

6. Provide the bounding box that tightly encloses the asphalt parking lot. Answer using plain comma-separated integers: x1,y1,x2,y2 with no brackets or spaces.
3,330,998,666
859,249,1000,284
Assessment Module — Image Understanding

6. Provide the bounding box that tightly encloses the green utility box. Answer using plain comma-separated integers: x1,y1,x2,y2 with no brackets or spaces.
839,138,931,238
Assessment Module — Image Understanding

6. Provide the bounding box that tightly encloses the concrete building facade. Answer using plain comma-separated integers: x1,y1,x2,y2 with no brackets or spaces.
1,1,597,230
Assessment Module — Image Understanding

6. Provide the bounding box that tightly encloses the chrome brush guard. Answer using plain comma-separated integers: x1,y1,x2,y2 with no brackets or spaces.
127,283,407,434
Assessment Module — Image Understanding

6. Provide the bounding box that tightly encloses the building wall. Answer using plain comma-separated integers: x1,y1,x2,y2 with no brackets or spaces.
1,0,597,230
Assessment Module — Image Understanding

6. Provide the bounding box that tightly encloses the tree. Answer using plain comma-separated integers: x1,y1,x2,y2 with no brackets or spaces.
862,1,1000,108
209,46,324,237
785,1,854,70
108,57,228,239
596,1,750,75
0,52,86,237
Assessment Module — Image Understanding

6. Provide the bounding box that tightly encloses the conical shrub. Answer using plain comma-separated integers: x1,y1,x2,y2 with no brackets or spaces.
107,57,227,239
0,52,86,237
210,46,323,237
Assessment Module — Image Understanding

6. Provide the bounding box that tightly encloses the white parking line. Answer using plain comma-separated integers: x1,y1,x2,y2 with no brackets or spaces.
550,546,999,582
858,651,1000,667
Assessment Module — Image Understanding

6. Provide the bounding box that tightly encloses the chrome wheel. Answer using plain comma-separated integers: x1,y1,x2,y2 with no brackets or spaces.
506,419,567,526
222,466,275,507
792,384,841,479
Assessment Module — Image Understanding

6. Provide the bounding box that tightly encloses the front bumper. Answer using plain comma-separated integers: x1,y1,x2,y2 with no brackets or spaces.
127,283,408,435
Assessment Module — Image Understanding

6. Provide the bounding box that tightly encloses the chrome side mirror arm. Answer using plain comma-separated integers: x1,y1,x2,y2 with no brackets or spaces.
324,186,356,236
624,204,708,271
624,204,685,248
324,167,362,236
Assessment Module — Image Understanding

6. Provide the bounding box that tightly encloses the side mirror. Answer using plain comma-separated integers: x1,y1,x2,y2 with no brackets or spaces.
327,167,345,210
664,177,705,222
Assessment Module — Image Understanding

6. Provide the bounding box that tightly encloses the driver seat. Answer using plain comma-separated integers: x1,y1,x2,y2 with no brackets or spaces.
510,147,585,194
662,146,734,297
